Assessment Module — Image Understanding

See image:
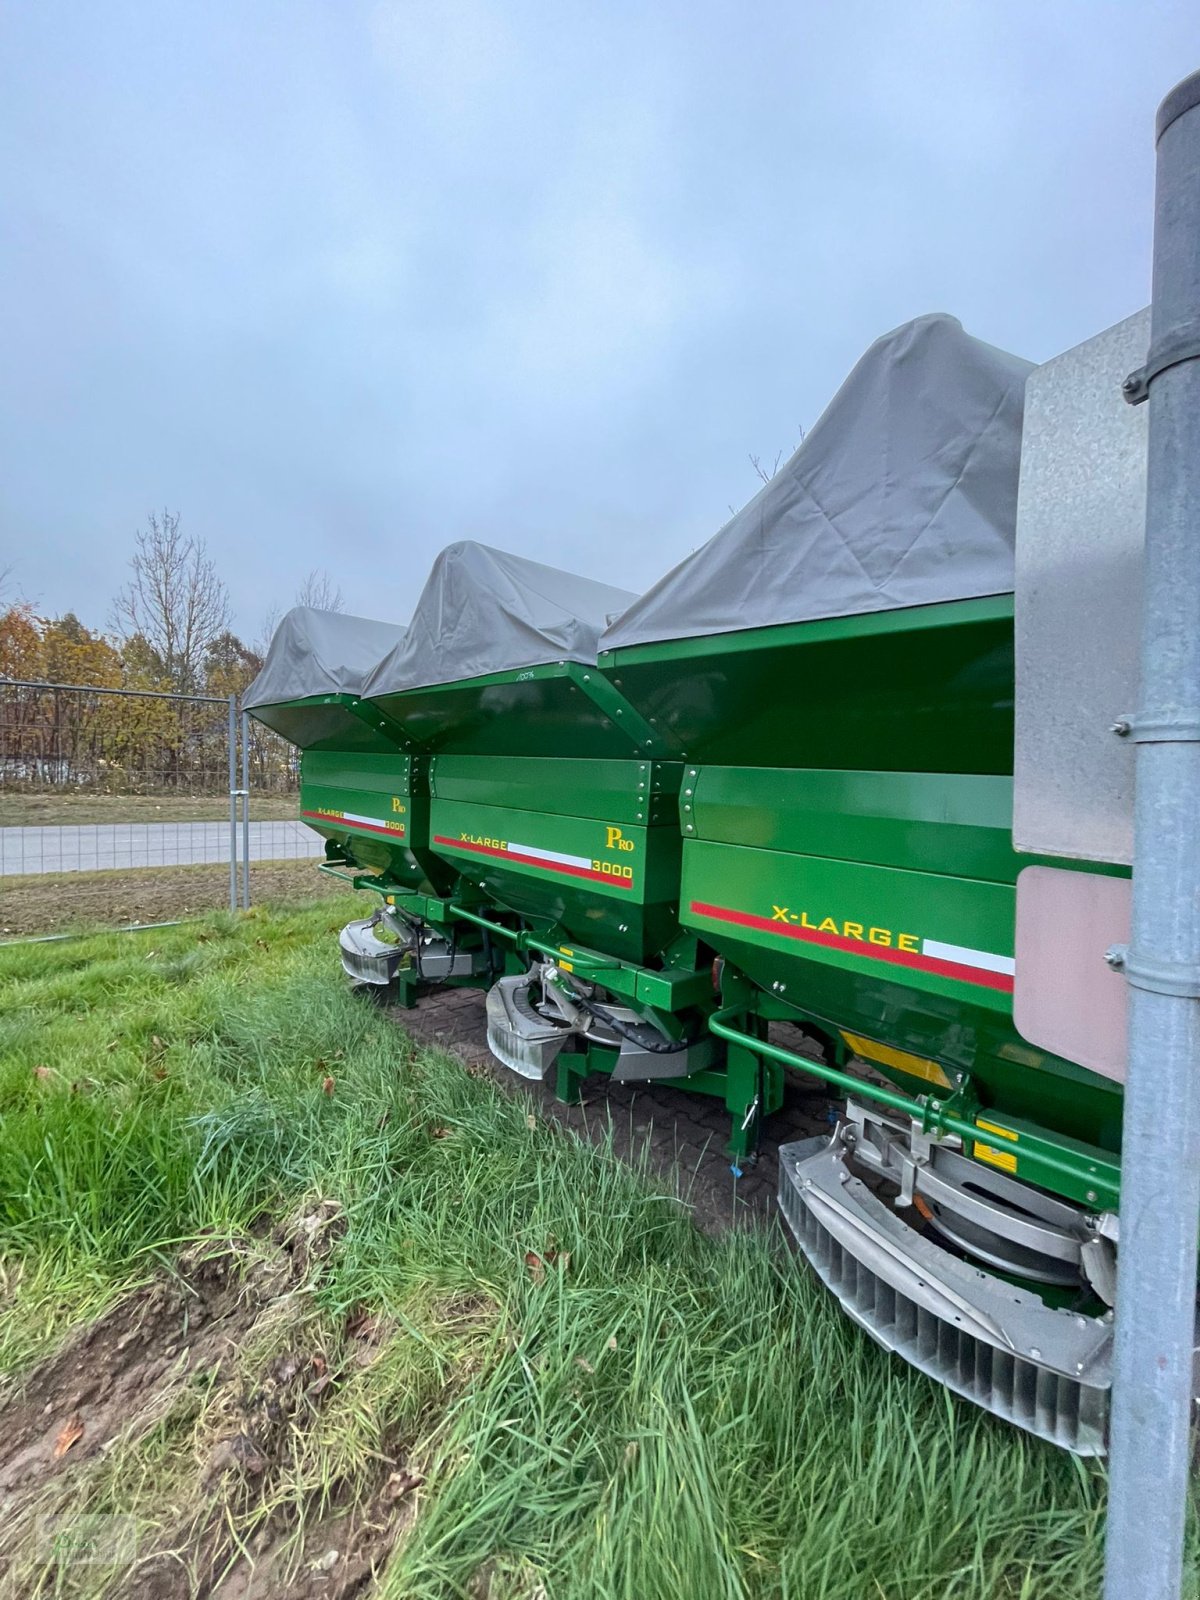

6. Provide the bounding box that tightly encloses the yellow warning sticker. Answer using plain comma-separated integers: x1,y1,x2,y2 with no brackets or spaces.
975,1118,1018,1141
973,1141,1018,1174
841,1031,953,1091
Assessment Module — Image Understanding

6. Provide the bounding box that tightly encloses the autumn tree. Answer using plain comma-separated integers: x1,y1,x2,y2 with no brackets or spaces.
0,603,42,681
204,629,261,699
110,510,230,694
40,613,122,688
0,607,45,786
0,609,131,790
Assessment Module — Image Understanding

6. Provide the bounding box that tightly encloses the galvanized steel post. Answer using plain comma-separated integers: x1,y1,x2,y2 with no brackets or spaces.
1104,67,1200,1600
240,709,251,909
227,694,238,913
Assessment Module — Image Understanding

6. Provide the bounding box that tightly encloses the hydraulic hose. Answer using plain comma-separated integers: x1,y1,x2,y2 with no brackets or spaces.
564,985,691,1055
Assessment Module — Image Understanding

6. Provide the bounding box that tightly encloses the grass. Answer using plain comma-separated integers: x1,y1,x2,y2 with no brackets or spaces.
0,793,298,826
0,898,1187,1598
0,858,337,938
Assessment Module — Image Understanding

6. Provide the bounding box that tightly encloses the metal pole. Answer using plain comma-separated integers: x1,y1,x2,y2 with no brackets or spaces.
227,694,238,913
1104,67,1200,1600
240,709,250,909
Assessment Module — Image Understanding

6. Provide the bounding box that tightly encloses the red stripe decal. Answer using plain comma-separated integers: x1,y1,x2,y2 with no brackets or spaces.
434,834,634,889
689,900,1013,993
302,810,406,839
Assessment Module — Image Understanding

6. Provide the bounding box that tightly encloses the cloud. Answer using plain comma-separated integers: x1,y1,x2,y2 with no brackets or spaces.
368,0,517,123
0,0,1193,634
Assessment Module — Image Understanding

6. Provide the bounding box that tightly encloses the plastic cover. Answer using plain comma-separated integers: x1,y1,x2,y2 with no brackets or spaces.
601,315,1034,652
243,606,408,709
363,542,636,694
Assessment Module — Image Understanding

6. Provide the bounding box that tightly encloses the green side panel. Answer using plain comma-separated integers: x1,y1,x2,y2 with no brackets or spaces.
681,834,1122,1153
429,779,682,965
687,767,1016,881
366,663,642,758
431,755,682,825
299,750,458,896
249,694,409,754
598,597,1015,771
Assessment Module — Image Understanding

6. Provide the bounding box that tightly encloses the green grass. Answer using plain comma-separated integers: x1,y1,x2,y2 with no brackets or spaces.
0,899,1184,1598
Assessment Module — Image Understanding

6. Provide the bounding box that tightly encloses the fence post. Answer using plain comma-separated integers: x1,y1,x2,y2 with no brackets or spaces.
1103,66,1200,1600
240,709,251,909
227,694,238,913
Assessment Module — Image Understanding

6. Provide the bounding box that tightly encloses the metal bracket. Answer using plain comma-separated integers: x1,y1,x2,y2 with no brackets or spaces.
1123,315,1200,405
563,662,677,757
348,695,422,755
1123,949,1200,1000
900,1116,940,1207
1110,710,1200,743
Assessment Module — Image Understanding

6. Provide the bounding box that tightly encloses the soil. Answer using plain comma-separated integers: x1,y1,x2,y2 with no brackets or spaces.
385,983,836,1238
0,860,341,939
0,1205,420,1599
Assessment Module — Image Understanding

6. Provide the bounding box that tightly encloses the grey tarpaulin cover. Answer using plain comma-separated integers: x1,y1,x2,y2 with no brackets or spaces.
243,607,408,709
601,314,1034,652
362,542,636,694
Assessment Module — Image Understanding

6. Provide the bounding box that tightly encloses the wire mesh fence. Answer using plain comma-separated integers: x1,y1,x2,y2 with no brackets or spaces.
0,681,326,939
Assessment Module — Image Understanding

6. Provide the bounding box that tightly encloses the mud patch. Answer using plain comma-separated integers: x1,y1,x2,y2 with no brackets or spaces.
0,1201,433,1599
0,1236,283,1513
205,1469,421,1600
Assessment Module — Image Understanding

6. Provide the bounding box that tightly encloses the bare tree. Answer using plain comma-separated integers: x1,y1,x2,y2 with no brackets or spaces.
731,427,808,513
110,510,230,693
749,426,806,486
749,449,785,486
254,602,281,660
295,568,345,612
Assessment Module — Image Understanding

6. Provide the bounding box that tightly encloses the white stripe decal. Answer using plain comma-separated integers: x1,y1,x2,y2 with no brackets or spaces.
343,810,402,830
922,938,1015,977
507,840,592,871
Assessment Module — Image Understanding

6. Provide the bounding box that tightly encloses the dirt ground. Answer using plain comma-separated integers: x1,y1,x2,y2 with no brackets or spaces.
0,794,297,827
0,860,341,938
0,1204,424,1600
389,983,834,1236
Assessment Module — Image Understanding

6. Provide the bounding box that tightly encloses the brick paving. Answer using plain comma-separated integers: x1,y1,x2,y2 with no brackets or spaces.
384,984,836,1237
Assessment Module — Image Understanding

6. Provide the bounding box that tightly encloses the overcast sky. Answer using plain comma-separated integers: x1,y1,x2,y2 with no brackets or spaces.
1,2,1196,642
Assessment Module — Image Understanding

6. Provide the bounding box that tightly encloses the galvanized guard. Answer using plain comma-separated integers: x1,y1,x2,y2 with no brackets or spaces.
778,1137,1113,1454
1013,308,1149,866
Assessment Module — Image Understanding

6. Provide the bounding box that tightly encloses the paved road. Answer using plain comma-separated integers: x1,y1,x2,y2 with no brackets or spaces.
0,820,324,875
